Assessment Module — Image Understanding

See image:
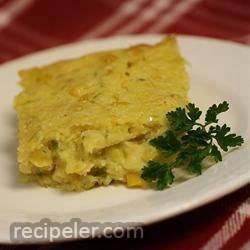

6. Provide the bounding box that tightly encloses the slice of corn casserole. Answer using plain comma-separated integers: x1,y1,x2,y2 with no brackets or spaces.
14,36,189,191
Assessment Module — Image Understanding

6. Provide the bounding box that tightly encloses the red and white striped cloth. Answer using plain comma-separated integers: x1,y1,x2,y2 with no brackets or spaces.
0,0,249,64
0,1,249,249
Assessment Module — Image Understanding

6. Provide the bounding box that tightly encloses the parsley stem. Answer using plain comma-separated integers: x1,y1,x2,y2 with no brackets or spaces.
194,122,203,127
169,157,184,169
194,122,207,132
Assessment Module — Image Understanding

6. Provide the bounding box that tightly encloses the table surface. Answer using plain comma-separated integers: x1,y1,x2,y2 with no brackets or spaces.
0,0,249,249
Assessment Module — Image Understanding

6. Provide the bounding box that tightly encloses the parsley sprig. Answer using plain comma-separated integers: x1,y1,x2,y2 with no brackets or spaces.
141,101,244,190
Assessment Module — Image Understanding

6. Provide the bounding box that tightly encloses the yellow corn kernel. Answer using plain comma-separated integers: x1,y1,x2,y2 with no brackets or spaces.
29,149,52,168
126,173,148,188
69,87,82,97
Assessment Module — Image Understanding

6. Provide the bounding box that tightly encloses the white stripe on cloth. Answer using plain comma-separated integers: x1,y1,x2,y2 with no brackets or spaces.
80,0,149,39
240,240,250,250
0,0,34,29
201,198,250,250
113,0,174,35
144,0,203,32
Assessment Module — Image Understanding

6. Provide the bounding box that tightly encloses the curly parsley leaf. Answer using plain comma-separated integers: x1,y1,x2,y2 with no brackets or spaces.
149,131,181,153
141,161,174,190
210,145,222,162
205,101,229,124
181,127,211,147
213,124,244,151
186,103,202,122
166,107,194,132
188,146,211,174
141,101,244,190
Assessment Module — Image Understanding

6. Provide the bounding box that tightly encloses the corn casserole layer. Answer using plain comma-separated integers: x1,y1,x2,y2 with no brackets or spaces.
14,36,189,191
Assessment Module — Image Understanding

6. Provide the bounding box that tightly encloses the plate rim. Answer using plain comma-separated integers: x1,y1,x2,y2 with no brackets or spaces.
1,34,249,69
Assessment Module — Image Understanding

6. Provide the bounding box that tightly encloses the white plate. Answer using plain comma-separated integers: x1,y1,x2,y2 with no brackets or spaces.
0,35,249,243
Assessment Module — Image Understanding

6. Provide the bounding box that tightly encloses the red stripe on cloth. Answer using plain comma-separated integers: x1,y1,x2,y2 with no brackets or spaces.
0,0,17,9
206,0,250,19
1,25,48,53
9,21,63,47
0,0,123,62
166,15,250,44
14,0,122,42
191,5,250,34
0,29,36,54
0,49,15,63
162,0,250,44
